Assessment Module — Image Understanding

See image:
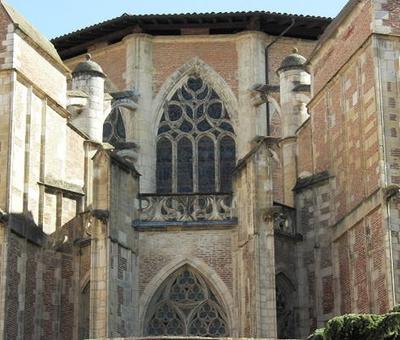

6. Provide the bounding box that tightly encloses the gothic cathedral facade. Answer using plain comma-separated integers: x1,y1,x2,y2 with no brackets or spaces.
1,0,400,339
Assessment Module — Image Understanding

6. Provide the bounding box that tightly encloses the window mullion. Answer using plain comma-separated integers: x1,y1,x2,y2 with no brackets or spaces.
172,140,177,192
193,138,198,193
215,137,220,192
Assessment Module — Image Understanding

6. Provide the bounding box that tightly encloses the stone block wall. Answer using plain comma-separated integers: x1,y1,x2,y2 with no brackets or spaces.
295,177,335,335
234,140,277,338
8,76,86,234
374,33,400,306
108,159,140,338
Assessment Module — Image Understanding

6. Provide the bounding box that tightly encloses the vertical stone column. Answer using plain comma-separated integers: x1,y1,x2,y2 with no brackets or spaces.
254,141,278,338
89,150,111,338
71,55,106,142
123,34,154,192
236,32,267,159
89,218,109,338
278,50,310,207
0,222,8,339
234,140,277,339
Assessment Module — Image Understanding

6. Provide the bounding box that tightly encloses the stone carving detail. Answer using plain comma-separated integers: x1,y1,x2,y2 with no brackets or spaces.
145,266,229,337
272,206,296,235
138,193,235,222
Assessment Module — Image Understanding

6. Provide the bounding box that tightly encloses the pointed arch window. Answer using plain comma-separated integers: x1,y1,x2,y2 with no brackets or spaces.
145,266,229,337
103,107,126,147
156,75,236,193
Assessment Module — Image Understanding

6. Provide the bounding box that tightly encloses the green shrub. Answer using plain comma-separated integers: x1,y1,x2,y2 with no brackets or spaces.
307,309,400,340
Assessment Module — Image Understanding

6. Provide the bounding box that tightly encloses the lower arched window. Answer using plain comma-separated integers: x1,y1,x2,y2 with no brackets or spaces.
145,266,229,337
156,75,236,193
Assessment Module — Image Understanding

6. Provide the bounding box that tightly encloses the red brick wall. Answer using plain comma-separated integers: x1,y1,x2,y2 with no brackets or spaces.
335,208,389,314
381,0,400,35
268,39,315,85
24,242,39,340
66,43,128,91
42,250,61,339
60,254,74,340
369,208,390,313
4,229,78,340
5,232,21,340
139,231,233,294
307,44,379,223
312,0,373,95
337,232,351,314
153,39,238,96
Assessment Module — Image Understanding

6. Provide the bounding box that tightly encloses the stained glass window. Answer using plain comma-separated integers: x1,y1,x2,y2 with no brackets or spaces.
145,266,229,337
198,137,215,193
177,137,193,193
103,107,126,147
156,138,173,193
156,75,236,193
219,136,236,193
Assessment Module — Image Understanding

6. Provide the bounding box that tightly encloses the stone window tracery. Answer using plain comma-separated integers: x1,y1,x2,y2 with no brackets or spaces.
156,75,236,193
103,106,126,147
145,266,229,337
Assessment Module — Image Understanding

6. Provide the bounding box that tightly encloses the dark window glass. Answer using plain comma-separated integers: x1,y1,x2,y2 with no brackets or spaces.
198,137,215,193
168,104,183,121
157,138,173,193
180,120,193,133
177,138,193,193
187,77,203,91
207,102,223,119
219,136,235,193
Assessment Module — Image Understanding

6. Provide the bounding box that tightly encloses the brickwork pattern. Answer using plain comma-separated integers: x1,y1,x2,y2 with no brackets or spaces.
312,0,373,95
139,230,233,294
309,43,379,223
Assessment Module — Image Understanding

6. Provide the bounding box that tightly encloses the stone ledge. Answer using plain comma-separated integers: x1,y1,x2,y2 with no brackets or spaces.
92,338,302,340
7,213,47,247
133,219,238,231
293,170,331,192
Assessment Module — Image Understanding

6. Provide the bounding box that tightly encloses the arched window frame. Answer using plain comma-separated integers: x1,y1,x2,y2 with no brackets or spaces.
144,265,230,337
156,74,236,194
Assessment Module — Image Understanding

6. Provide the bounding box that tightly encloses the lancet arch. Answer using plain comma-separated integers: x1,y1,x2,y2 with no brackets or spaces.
155,70,236,193
152,57,238,137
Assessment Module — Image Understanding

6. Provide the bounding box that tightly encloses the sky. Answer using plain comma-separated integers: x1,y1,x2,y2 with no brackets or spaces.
6,1,348,39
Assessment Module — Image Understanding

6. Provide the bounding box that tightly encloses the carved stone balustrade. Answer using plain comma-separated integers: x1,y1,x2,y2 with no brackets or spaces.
134,193,237,228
